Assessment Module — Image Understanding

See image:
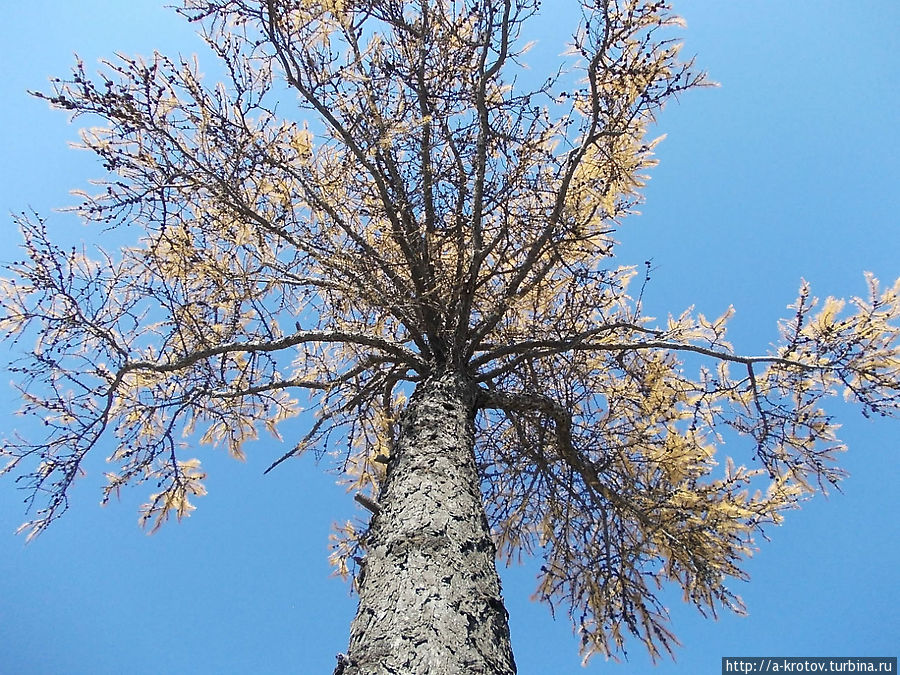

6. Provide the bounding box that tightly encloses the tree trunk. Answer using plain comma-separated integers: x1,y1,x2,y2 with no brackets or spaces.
342,371,517,675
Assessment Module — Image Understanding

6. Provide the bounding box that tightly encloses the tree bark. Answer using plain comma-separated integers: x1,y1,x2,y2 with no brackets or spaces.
342,371,517,674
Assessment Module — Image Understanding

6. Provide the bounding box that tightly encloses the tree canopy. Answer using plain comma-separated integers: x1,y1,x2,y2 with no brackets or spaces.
2,0,898,663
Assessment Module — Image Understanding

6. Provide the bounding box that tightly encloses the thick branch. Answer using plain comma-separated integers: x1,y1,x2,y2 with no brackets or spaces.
474,332,826,383
120,329,424,377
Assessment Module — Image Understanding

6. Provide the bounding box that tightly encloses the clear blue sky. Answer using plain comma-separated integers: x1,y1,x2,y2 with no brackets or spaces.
1,2,897,673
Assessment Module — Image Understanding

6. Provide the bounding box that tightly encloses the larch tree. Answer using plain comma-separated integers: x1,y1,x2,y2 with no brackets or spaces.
1,1,898,673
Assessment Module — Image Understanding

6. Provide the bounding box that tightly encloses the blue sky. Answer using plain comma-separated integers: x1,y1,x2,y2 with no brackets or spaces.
1,2,897,673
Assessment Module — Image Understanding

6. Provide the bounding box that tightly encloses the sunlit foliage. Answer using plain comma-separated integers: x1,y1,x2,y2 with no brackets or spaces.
2,0,898,662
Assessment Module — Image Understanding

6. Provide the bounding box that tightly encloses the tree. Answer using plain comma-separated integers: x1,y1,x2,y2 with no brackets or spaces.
2,1,898,672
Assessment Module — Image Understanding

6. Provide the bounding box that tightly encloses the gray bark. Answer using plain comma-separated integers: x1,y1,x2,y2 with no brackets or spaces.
342,371,517,674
